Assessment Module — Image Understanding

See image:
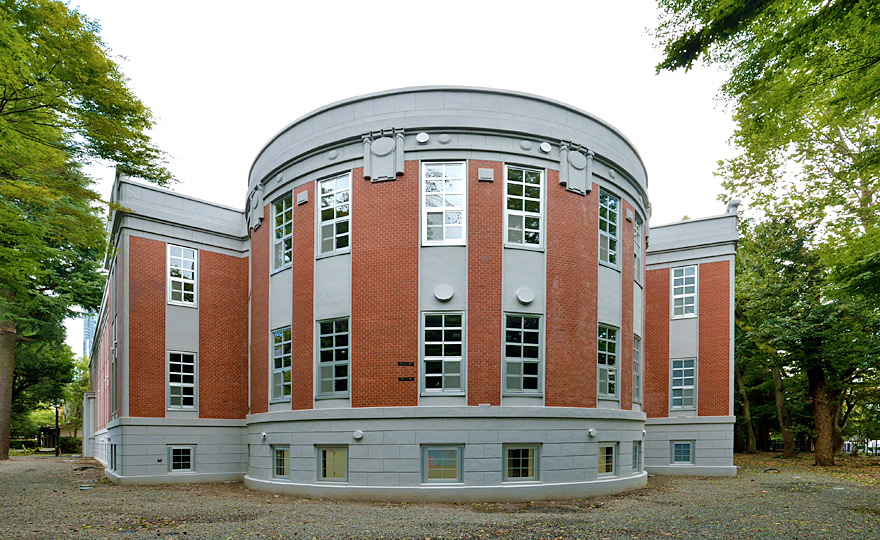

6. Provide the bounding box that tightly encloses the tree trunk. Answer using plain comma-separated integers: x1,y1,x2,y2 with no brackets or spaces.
735,364,758,453
771,366,797,457
807,366,835,466
0,316,15,461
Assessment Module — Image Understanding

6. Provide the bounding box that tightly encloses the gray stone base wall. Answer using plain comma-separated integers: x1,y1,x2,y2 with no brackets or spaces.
644,416,736,477
245,406,647,502
99,417,247,485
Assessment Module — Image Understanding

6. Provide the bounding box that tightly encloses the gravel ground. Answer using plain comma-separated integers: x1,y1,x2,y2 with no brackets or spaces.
1,455,878,539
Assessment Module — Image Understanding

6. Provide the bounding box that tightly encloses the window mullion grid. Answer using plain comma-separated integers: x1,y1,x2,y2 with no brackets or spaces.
504,314,540,393
598,325,618,397
272,327,292,400
505,167,542,246
672,358,695,408
672,266,696,317
599,191,619,265
423,163,465,244
274,196,293,269
319,319,349,397
423,313,462,392
319,174,350,254
169,352,195,408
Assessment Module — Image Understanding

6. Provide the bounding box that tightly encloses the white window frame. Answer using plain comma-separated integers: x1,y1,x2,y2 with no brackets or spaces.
503,313,542,395
632,441,642,473
167,244,197,306
273,446,290,479
273,194,293,271
672,265,697,318
421,161,467,245
167,351,197,410
504,164,544,248
598,443,617,477
317,446,348,482
317,172,351,256
421,445,463,484
109,443,117,471
598,189,619,266
168,445,195,473
598,324,619,398
633,335,642,403
503,444,540,482
317,318,350,398
271,326,292,402
671,358,696,409
634,214,644,282
671,441,695,464
422,312,465,394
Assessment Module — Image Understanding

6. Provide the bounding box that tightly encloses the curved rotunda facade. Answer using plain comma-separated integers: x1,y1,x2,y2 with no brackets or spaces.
84,87,738,501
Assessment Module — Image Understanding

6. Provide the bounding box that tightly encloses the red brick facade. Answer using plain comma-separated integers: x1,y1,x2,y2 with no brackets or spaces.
698,261,731,416
128,235,166,418
250,205,270,414
467,160,503,406
199,251,249,419
291,182,315,410
620,200,635,411
643,267,670,418
350,164,420,407
545,175,597,407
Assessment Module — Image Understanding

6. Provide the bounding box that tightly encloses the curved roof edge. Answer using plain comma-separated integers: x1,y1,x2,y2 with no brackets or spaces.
248,86,648,182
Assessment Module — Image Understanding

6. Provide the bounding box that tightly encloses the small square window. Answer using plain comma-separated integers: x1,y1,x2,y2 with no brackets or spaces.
671,441,694,464
317,446,347,482
598,443,617,477
504,445,540,481
168,446,195,472
422,445,463,483
273,446,290,479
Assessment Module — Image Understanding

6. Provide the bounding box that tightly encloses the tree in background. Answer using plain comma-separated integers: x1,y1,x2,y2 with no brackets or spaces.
0,0,171,459
62,356,90,438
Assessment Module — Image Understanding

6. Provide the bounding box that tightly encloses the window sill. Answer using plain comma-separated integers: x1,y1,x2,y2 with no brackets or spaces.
671,314,697,320
502,479,541,484
316,249,351,261
422,241,467,248
316,479,348,484
270,266,292,277
166,407,198,411
502,393,543,398
503,243,544,253
421,392,466,397
315,394,350,400
598,395,620,401
598,260,620,272
167,301,198,309
270,398,292,404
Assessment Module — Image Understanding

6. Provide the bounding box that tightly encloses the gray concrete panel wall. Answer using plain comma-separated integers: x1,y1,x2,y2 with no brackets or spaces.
420,247,467,312
269,269,293,329
633,282,644,337
644,416,736,477
314,255,352,320
669,318,698,358
502,249,545,314
598,265,622,327
166,305,199,352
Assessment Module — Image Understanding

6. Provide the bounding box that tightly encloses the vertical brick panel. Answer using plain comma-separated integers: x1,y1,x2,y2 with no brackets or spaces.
199,251,249,418
644,267,670,418
545,177,597,408
351,163,419,407
250,205,269,414
620,201,635,411
467,160,503,406
291,183,315,410
128,235,166,418
698,260,731,416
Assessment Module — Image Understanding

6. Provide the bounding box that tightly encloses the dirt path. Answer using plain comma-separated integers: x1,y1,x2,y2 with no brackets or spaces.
0,454,877,539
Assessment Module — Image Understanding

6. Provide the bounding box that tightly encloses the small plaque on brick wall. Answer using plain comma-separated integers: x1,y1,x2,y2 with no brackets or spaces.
398,377,415,382
398,361,414,366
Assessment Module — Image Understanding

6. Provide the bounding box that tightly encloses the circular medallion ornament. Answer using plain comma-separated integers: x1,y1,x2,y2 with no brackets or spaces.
516,287,535,304
328,149,339,160
540,142,552,153
568,150,587,170
434,283,454,302
371,136,395,156
438,134,452,145
416,132,430,144
520,140,532,150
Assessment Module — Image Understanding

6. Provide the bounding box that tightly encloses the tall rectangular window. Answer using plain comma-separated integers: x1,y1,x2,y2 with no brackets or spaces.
318,173,350,255
273,446,290,479
317,446,347,481
633,335,642,403
273,194,293,270
598,325,618,398
672,266,697,317
599,190,619,265
422,162,466,245
504,314,541,393
505,166,543,246
168,245,197,305
168,351,196,408
423,313,463,393
598,443,617,477
671,358,696,409
318,318,349,397
632,441,642,473
504,445,539,481
272,327,292,400
634,215,643,280
422,445,463,483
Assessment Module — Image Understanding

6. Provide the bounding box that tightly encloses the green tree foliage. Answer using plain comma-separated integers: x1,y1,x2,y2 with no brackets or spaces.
0,0,172,459
62,355,89,437
655,0,879,232
12,340,74,409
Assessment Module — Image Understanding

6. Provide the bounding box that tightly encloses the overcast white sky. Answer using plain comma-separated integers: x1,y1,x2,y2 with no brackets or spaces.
65,0,737,354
